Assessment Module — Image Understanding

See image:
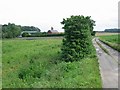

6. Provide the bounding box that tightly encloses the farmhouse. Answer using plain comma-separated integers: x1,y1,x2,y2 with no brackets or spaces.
47,27,59,34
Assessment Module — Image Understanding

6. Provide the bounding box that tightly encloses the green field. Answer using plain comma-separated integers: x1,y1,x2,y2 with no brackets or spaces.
99,34,120,44
99,34,120,51
0,40,2,89
2,38,101,88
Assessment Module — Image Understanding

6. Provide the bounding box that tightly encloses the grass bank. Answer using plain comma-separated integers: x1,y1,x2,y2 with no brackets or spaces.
2,38,101,88
98,34,120,52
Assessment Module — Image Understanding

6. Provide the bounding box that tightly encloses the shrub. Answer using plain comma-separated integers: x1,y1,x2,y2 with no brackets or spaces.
61,15,95,62
22,32,30,37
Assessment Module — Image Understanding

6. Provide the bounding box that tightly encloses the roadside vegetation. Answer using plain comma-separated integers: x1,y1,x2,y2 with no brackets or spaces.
2,38,101,88
0,40,2,89
98,34,120,52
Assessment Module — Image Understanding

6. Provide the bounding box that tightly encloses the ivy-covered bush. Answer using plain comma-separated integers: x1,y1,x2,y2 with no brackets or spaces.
61,15,95,62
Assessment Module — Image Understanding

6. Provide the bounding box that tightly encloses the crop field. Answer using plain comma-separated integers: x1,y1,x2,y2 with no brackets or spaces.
99,34,120,44
95,32,119,36
2,38,101,88
98,34,120,51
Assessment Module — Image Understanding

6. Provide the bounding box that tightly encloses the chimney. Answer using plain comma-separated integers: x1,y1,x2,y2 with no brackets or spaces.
51,27,53,30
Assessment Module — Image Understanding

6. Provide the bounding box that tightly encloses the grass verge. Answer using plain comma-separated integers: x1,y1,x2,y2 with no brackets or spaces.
0,40,2,89
99,39,120,52
98,34,120,52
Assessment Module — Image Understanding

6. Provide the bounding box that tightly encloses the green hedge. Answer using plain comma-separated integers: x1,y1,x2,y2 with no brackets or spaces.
23,33,64,37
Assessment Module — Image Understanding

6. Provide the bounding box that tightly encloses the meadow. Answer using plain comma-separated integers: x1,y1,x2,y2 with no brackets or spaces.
2,37,101,88
98,34,120,52
0,40,2,89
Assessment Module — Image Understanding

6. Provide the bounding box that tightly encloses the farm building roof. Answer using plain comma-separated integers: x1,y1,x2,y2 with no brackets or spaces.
48,30,58,33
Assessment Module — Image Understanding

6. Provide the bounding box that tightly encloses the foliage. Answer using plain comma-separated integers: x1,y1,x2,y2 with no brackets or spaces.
2,23,21,38
21,26,41,32
61,15,95,62
22,32,30,37
2,38,101,88
29,33,64,37
2,23,41,38
91,31,96,36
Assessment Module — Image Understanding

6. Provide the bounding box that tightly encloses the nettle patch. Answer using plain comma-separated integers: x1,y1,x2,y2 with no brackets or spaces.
61,15,95,62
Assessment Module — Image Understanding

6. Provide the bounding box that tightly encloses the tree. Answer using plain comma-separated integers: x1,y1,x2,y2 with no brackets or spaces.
2,23,21,38
61,15,95,62
21,26,41,32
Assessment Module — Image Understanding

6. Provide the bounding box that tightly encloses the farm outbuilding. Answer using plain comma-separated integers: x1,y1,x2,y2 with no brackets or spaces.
47,27,59,34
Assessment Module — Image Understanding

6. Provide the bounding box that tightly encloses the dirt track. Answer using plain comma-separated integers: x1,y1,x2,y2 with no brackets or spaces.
93,38,119,88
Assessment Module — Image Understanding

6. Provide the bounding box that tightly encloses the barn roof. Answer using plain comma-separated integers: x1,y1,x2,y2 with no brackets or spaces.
48,30,58,33
21,31,39,34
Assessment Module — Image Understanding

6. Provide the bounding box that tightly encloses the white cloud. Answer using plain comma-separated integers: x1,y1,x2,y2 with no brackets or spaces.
0,0,119,31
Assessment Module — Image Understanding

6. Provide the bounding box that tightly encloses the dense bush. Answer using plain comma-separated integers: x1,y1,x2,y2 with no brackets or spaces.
61,15,95,62
2,23,21,38
22,32,30,37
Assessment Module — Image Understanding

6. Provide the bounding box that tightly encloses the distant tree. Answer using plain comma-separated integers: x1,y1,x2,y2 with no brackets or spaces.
104,29,120,33
2,23,21,38
21,26,41,32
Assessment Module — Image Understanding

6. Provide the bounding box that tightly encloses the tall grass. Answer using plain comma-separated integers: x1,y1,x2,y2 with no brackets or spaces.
2,38,101,88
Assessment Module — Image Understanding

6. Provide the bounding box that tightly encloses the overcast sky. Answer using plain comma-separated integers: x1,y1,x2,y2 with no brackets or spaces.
0,0,119,32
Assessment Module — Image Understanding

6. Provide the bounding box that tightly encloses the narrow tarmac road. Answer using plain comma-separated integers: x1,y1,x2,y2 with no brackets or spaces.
93,38,119,88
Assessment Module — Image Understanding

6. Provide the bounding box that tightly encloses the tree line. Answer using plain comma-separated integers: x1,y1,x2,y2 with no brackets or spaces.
2,21,96,39
104,29,120,33
2,23,41,38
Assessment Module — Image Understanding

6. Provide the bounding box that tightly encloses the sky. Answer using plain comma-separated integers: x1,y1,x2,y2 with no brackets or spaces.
0,0,119,32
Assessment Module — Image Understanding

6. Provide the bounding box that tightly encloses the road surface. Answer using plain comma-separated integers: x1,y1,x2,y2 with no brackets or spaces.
93,38,119,88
